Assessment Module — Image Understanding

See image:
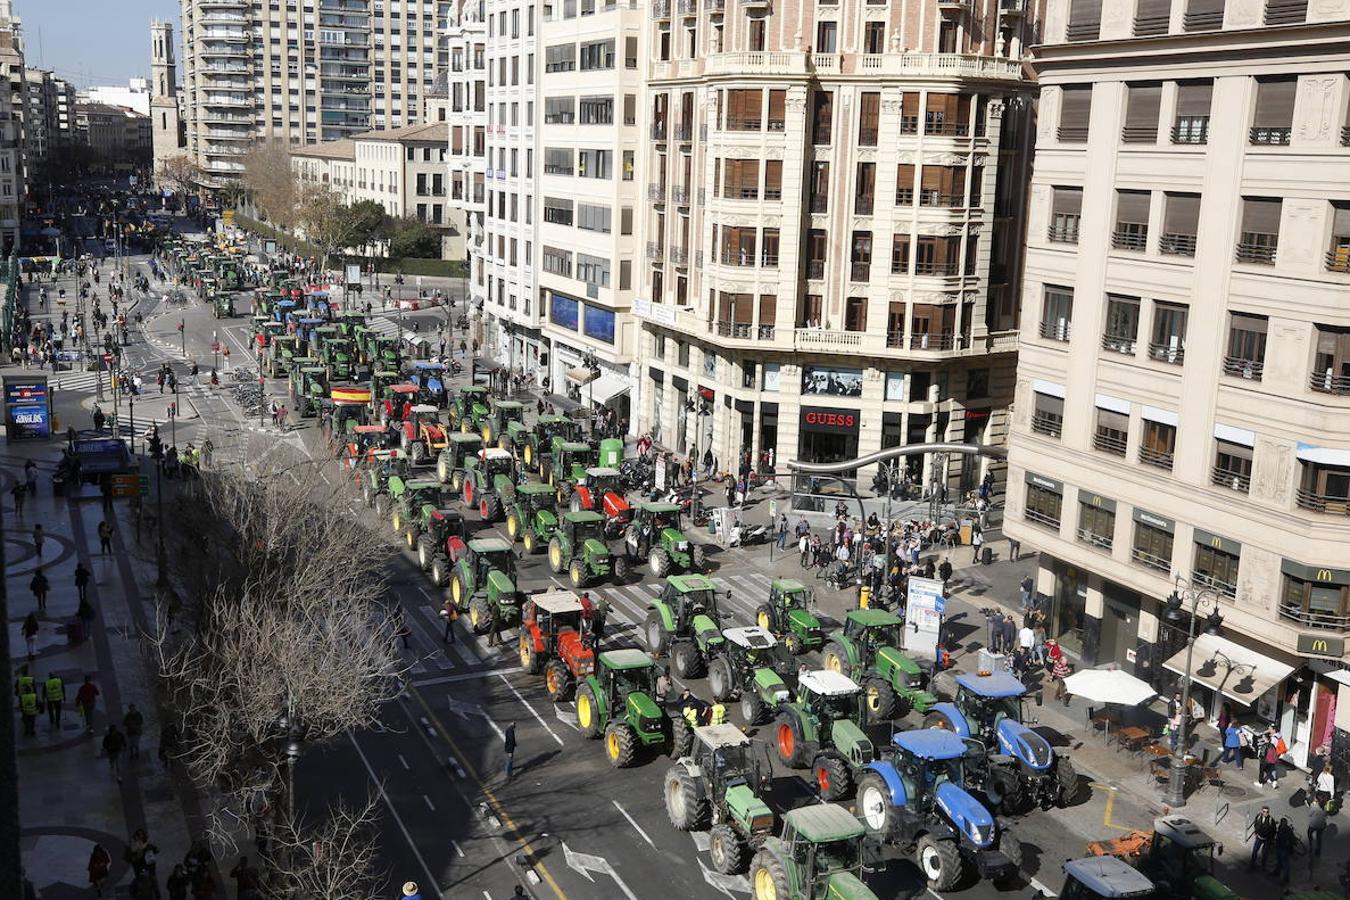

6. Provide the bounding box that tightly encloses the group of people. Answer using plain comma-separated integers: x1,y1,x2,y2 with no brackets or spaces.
89,834,261,900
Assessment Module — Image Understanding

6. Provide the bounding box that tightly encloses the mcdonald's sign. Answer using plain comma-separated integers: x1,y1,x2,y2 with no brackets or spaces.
1297,634,1345,657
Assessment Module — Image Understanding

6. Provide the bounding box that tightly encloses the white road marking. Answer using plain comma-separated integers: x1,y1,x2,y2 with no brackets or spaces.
1028,877,1056,897
561,842,639,900
691,831,711,852
398,753,410,770
451,840,465,858
422,794,436,811
496,671,564,747
612,800,655,848
347,732,445,900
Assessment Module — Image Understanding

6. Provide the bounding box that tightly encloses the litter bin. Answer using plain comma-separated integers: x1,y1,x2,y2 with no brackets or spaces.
598,438,623,468
52,476,65,498
982,546,993,566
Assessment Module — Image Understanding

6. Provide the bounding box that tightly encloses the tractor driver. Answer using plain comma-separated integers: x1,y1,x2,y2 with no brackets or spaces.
636,519,654,560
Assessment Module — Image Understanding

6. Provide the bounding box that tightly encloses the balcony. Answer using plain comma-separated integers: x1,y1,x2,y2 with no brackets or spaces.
855,195,874,215
925,121,971,138
1138,446,1175,471
705,0,725,13
679,0,698,13
1094,430,1127,456
809,194,828,215
850,261,871,282
1077,528,1114,551
806,259,825,279
672,186,689,205
651,122,667,141
900,117,919,135
1171,117,1210,145
1111,228,1148,252
1343,125,1350,146
1159,233,1197,257
1280,602,1350,632
674,122,692,142
670,247,688,266
1325,247,1350,273
938,0,972,12
796,329,863,350
914,261,960,277
853,52,1023,81
1101,333,1137,355
1000,0,1025,14
653,0,670,16
1130,547,1172,574
1310,369,1350,395
646,242,665,261
761,253,779,268
886,331,905,348
714,320,753,339
1147,342,1185,366
1296,488,1350,515
910,332,957,350
1235,236,1278,265
1221,356,1264,381
648,183,665,201
1249,126,1292,146
1031,412,1063,439
919,191,965,209
1210,464,1251,494
1038,321,1071,342
895,188,914,206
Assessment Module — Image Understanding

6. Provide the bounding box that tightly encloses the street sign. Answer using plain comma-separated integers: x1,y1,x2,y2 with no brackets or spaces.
111,473,140,497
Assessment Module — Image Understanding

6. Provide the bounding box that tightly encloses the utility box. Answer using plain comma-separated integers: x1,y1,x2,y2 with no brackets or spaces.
598,437,623,468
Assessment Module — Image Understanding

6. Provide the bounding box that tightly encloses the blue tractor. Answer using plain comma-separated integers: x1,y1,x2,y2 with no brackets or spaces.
409,361,449,408
923,671,1080,813
855,729,1022,892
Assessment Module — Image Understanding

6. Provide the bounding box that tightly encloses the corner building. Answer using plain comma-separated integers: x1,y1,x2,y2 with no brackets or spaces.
1005,0,1350,770
633,0,1038,488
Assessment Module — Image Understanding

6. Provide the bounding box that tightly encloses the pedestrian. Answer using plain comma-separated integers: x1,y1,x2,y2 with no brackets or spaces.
190,361,199,385
103,724,126,781
1315,761,1335,808
99,519,114,554
22,611,39,660
1019,574,1034,611
400,883,423,900
1308,801,1328,857
503,721,517,778
776,513,788,550
23,458,36,497
1273,817,1295,883
44,671,65,728
1221,722,1243,768
509,885,529,900
971,527,983,564
158,721,179,771
75,561,91,603
987,609,1004,653
32,523,44,558
88,843,113,898
1052,653,1071,705
76,675,100,734
591,596,609,644
1001,614,1017,657
10,480,25,516
655,666,673,703
442,597,459,643
124,703,145,760
938,557,953,592
1009,536,1021,562
1018,620,1034,658
93,405,106,433
166,864,191,900
29,568,49,614
17,678,38,736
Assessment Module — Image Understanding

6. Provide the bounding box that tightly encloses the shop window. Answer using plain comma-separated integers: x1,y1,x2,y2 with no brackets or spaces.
1282,566,1350,631
1024,480,1063,530
1131,516,1173,573
1077,499,1115,550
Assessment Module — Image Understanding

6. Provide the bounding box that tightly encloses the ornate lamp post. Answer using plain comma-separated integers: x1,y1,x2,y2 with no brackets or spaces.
1162,577,1226,808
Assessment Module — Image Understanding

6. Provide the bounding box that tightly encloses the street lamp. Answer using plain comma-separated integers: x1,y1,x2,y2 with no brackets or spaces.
1162,577,1226,808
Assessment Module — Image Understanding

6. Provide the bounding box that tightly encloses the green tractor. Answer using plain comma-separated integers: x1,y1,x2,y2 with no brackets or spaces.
541,440,597,503
435,433,483,491
211,293,236,318
450,538,524,634
622,501,708,576
359,449,410,515
1059,857,1156,900
461,447,519,521
413,507,468,583
266,334,298,377
748,804,880,900
575,647,693,768
755,579,827,655
290,366,328,417
644,574,728,679
479,399,525,446
706,625,795,726
448,385,492,433
546,510,622,588
509,413,581,471
1090,816,1237,900
822,609,938,724
772,669,877,801
386,476,444,542
663,723,776,875
505,482,559,554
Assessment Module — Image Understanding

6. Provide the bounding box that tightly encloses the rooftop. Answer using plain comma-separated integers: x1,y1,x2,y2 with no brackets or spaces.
955,671,1027,699
531,589,584,615
798,670,860,697
722,626,777,650
600,648,654,670
290,138,356,160
783,804,865,843
694,723,751,750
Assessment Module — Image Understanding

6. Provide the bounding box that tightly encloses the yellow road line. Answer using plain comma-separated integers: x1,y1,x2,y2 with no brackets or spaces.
1091,781,1142,833
408,682,569,900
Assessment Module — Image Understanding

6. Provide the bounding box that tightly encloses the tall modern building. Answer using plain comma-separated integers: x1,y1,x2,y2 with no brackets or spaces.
632,0,1037,484
1005,0,1350,768
444,0,488,285
151,20,185,176
21,68,76,173
0,0,23,252
179,0,443,187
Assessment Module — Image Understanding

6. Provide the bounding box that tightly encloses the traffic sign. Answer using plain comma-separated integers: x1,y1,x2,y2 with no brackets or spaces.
111,473,140,497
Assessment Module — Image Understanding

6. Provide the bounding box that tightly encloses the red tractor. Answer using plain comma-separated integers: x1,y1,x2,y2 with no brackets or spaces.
569,466,633,538
517,589,596,702
420,508,470,586
379,383,420,426
400,404,450,466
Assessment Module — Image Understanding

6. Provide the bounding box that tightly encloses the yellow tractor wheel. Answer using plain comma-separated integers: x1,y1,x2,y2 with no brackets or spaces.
757,610,772,630
577,693,593,730
506,514,519,540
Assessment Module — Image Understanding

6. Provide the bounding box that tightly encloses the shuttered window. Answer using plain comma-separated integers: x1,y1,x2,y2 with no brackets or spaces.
1113,191,1151,251
1050,187,1082,243
1122,83,1161,142
1160,193,1200,255
1067,0,1102,39
1237,198,1281,263
1058,87,1092,142
1184,0,1224,31
1172,81,1212,144
1133,0,1171,34
1251,78,1296,144
900,94,920,134
895,164,915,205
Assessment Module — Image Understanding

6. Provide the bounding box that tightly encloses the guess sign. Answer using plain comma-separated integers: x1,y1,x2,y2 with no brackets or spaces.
800,405,860,435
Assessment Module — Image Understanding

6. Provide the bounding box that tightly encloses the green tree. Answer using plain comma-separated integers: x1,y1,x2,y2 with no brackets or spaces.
296,186,360,268
218,179,247,211
345,200,388,252
387,219,441,259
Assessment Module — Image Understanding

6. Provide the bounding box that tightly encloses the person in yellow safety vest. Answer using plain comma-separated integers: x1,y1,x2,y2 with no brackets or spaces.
709,702,727,725
18,687,38,736
682,704,700,730
15,668,35,699
44,673,65,728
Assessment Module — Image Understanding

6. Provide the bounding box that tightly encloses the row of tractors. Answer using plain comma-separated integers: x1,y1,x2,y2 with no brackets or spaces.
159,237,246,316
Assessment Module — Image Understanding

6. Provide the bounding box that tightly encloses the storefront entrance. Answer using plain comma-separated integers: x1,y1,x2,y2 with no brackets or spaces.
1050,560,1088,657
797,405,860,467
1101,583,1142,669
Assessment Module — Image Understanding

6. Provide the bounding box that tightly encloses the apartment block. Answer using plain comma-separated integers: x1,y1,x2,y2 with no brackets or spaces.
1006,0,1350,770
22,68,77,172
0,0,23,252
179,0,441,188
634,0,1037,486
444,0,487,278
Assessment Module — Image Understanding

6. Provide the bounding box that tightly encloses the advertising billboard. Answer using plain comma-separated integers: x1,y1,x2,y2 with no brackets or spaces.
3,377,52,440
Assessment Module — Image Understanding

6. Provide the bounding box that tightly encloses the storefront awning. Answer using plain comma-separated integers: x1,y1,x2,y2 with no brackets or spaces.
586,371,630,406
1162,633,1294,707
566,366,597,385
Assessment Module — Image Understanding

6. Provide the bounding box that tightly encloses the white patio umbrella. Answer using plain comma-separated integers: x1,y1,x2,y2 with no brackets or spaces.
1062,668,1156,707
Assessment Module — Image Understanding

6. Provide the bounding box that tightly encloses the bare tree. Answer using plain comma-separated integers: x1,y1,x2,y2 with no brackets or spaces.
296,184,360,269
266,793,387,900
243,139,301,230
158,153,204,197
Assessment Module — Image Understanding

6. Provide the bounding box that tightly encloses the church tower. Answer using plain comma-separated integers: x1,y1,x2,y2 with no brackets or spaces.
150,19,182,184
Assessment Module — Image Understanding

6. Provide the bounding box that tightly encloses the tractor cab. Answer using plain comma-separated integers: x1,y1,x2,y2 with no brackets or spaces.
691,723,774,806
370,370,402,402
636,501,683,534
842,609,905,660
437,433,484,488
796,670,866,726
772,805,874,900
381,383,420,423
1144,816,1226,895
549,441,596,483
401,478,444,510
600,648,658,705
770,580,815,614
453,385,492,427
480,399,525,444
345,424,389,466
885,730,971,810
410,361,448,406
523,588,588,641
1060,858,1156,900
720,625,790,674
471,447,517,480
467,538,518,585
660,574,724,635
558,508,606,547
953,671,1033,744
521,414,581,469
514,482,556,516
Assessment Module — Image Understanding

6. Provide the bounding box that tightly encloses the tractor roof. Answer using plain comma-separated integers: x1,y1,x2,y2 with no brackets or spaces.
668,574,715,592
955,671,1027,699
468,537,513,553
460,385,489,395
406,479,441,490
531,588,584,614
449,433,482,444
301,366,325,374
1153,815,1217,850
783,804,865,843
587,467,621,478
496,400,524,410
430,508,463,521
892,729,968,761
563,510,604,523
389,384,419,394
772,578,807,592
640,501,683,514
371,448,406,459
538,414,569,424
374,369,400,378
413,361,445,370
722,626,777,650
517,482,555,495
354,425,385,434
846,608,902,628
411,404,439,414
482,448,513,460
1062,857,1155,898
559,441,592,452
600,648,654,671
798,670,860,697
695,723,752,751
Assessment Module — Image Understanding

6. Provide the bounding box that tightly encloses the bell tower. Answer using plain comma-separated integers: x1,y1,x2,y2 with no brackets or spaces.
150,19,182,182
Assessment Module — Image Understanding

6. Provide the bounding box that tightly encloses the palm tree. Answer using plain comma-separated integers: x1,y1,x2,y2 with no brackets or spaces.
219,179,247,211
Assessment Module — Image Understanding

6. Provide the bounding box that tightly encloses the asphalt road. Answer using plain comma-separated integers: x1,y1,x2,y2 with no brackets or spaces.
119,220,1171,900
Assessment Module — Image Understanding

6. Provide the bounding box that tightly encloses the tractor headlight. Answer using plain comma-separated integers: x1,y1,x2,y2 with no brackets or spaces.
640,715,663,733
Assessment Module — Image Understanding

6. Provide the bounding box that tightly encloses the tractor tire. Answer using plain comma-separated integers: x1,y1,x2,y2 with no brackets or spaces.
497,435,511,452
575,682,603,737
782,633,802,655
708,824,747,875
556,483,572,506
740,692,768,726
523,444,534,468
404,527,417,550
755,605,778,633
917,836,963,892
613,554,633,583
462,479,475,508
672,642,705,679
995,831,1024,887
645,612,670,656
663,766,709,831
603,721,638,768
506,513,520,541
451,470,464,493
375,494,390,518
436,455,451,484
481,424,494,444
690,543,707,573
544,659,575,702
812,755,851,801
547,537,565,573
450,571,466,605
460,419,471,434
822,641,849,675
649,547,672,578
417,537,435,571
857,772,901,839
522,530,538,555
391,509,403,533
864,676,898,724
749,849,791,900
410,440,427,466
773,714,810,769
519,634,542,674
708,657,735,702
668,714,694,759
1055,758,1081,806
568,558,588,589
480,495,501,522
985,765,1024,816
468,596,494,635
430,554,450,586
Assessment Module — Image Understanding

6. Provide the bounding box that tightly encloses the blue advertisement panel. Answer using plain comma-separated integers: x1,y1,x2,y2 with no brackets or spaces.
583,304,616,344
4,377,51,440
551,292,579,330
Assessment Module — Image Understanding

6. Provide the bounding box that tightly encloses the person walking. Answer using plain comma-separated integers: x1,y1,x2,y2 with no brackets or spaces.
44,671,65,729
29,568,49,614
591,596,609,645
1307,801,1328,858
1249,806,1276,871
17,678,38,736
88,843,113,898
98,519,114,555
32,523,44,558
1221,722,1243,768
76,675,100,734
1019,575,1034,611
938,557,953,592
10,480,25,517
442,598,459,643
74,562,91,603
24,458,37,497
1315,762,1335,808
22,611,39,660
971,527,984,564
503,722,517,778
166,864,191,900
102,724,126,782
1051,651,1072,705
124,703,145,761
1273,817,1295,883
776,514,789,550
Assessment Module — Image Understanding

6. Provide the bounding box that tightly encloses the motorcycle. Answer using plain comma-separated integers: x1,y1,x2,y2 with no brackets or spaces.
728,522,768,548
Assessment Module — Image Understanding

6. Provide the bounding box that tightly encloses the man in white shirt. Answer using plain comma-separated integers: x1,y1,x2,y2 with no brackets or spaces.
1018,623,1035,652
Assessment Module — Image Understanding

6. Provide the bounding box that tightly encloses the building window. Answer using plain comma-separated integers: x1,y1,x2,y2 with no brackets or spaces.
1251,77,1296,144
863,21,885,54
1328,202,1350,272
1094,407,1129,456
1193,540,1239,597
1223,313,1267,380
1031,392,1064,438
1148,301,1188,365
1184,0,1225,30
815,21,837,53
1077,497,1115,550
543,196,574,225
1112,190,1151,251
858,92,879,146
1172,80,1212,143
1134,0,1172,35
1237,197,1281,264
1297,459,1350,515
1024,478,1063,530
1281,564,1350,631
812,91,833,145
1067,0,1102,39
1312,325,1350,395
1139,419,1176,471
1159,193,1200,256
1102,294,1140,355
1122,82,1161,142
1040,286,1073,341
1049,187,1082,243
1211,438,1252,492
895,164,915,206
1058,86,1092,142
1130,514,1173,573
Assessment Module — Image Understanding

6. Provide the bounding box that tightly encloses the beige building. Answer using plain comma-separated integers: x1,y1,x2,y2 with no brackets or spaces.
443,0,487,285
0,1,21,252
1005,0,1350,768
634,0,1037,481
